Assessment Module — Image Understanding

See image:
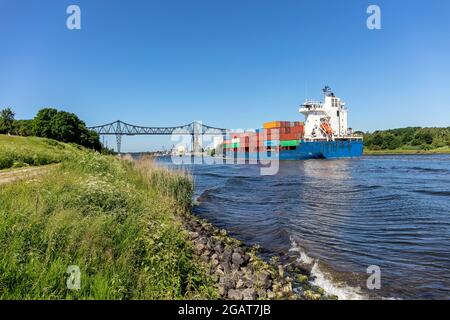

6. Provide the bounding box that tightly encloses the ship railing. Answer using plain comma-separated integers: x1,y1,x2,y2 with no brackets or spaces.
301,100,323,108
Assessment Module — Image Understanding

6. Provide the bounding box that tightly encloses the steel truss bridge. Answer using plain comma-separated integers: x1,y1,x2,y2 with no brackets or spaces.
88,120,228,153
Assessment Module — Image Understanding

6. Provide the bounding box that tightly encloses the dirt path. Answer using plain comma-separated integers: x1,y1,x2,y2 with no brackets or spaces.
0,164,58,186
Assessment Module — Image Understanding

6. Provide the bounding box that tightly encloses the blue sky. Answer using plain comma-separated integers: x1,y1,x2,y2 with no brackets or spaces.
1,0,449,151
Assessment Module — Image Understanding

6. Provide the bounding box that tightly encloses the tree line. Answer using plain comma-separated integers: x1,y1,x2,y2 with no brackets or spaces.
0,107,102,151
358,127,450,150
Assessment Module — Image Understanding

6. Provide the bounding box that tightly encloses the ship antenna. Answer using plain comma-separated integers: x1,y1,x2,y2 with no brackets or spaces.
323,85,333,97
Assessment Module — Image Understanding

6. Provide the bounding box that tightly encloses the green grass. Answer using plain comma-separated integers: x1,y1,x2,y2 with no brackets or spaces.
364,146,450,155
0,135,83,170
0,140,217,299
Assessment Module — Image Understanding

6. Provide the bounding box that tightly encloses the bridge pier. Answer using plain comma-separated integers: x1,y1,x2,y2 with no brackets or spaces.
191,134,194,162
222,133,227,164
116,134,122,155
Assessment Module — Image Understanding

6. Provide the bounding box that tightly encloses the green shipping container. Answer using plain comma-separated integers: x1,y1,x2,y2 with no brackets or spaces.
280,140,299,147
224,143,240,149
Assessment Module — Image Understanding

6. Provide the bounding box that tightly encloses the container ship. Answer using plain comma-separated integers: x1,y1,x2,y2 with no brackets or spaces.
223,87,363,160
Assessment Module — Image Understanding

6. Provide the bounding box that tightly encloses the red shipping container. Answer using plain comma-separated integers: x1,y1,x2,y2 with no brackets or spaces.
279,131,304,140
291,126,303,133
279,133,295,141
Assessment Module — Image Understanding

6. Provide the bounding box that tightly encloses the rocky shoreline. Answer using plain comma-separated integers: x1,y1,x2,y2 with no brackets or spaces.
181,213,333,300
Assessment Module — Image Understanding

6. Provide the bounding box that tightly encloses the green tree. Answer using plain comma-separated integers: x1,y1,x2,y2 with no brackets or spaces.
0,107,15,134
50,111,83,143
80,130,102,150
32,108,101,151
32,108,59,138
381,133,402,150
413,130,433,145
364,132,384,149
363,127,450,150
12,120,33,136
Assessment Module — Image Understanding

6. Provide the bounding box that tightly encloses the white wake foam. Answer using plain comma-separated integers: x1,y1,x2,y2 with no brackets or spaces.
309,261,366,300
289,238,367,300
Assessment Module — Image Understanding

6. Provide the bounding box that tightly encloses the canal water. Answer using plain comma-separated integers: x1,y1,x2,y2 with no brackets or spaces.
157,155,450,300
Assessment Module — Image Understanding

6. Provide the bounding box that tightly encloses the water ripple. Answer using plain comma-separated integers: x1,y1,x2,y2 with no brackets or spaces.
161,154,450,299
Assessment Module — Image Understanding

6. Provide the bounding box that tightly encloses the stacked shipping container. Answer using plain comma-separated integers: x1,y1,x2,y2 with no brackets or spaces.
223,121,304,153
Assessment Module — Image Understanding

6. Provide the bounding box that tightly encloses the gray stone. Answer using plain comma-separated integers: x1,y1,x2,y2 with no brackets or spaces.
242,288,257,300
211,258,219,268
243,276,254,288
257,289,267,299
188,231,199,239
215,267,225,277
278,265,284,278
245,263,254,273
219,276,236,291
227,289,243,300
222,249,232,263
236,279,245,289
206,239,214,250
214,243,224,254
255,271,271,288
231,252,244,267
221,261,231,273
195,243,205,252
231,264,240,271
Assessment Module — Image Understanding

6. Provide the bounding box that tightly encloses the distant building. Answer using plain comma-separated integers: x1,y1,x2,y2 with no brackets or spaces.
172,144,187,156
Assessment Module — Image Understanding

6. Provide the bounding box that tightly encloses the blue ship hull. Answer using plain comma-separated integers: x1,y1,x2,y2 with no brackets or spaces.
226,140,363,161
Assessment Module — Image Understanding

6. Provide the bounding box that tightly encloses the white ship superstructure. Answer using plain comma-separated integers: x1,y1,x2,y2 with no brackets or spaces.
299,86,352,141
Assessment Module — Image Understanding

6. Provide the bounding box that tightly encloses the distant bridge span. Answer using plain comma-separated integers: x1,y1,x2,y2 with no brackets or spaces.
88,120,228,153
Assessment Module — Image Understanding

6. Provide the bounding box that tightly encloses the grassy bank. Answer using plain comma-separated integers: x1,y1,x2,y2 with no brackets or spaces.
364,146,450,155
0,135,82,170
0,141,217,299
